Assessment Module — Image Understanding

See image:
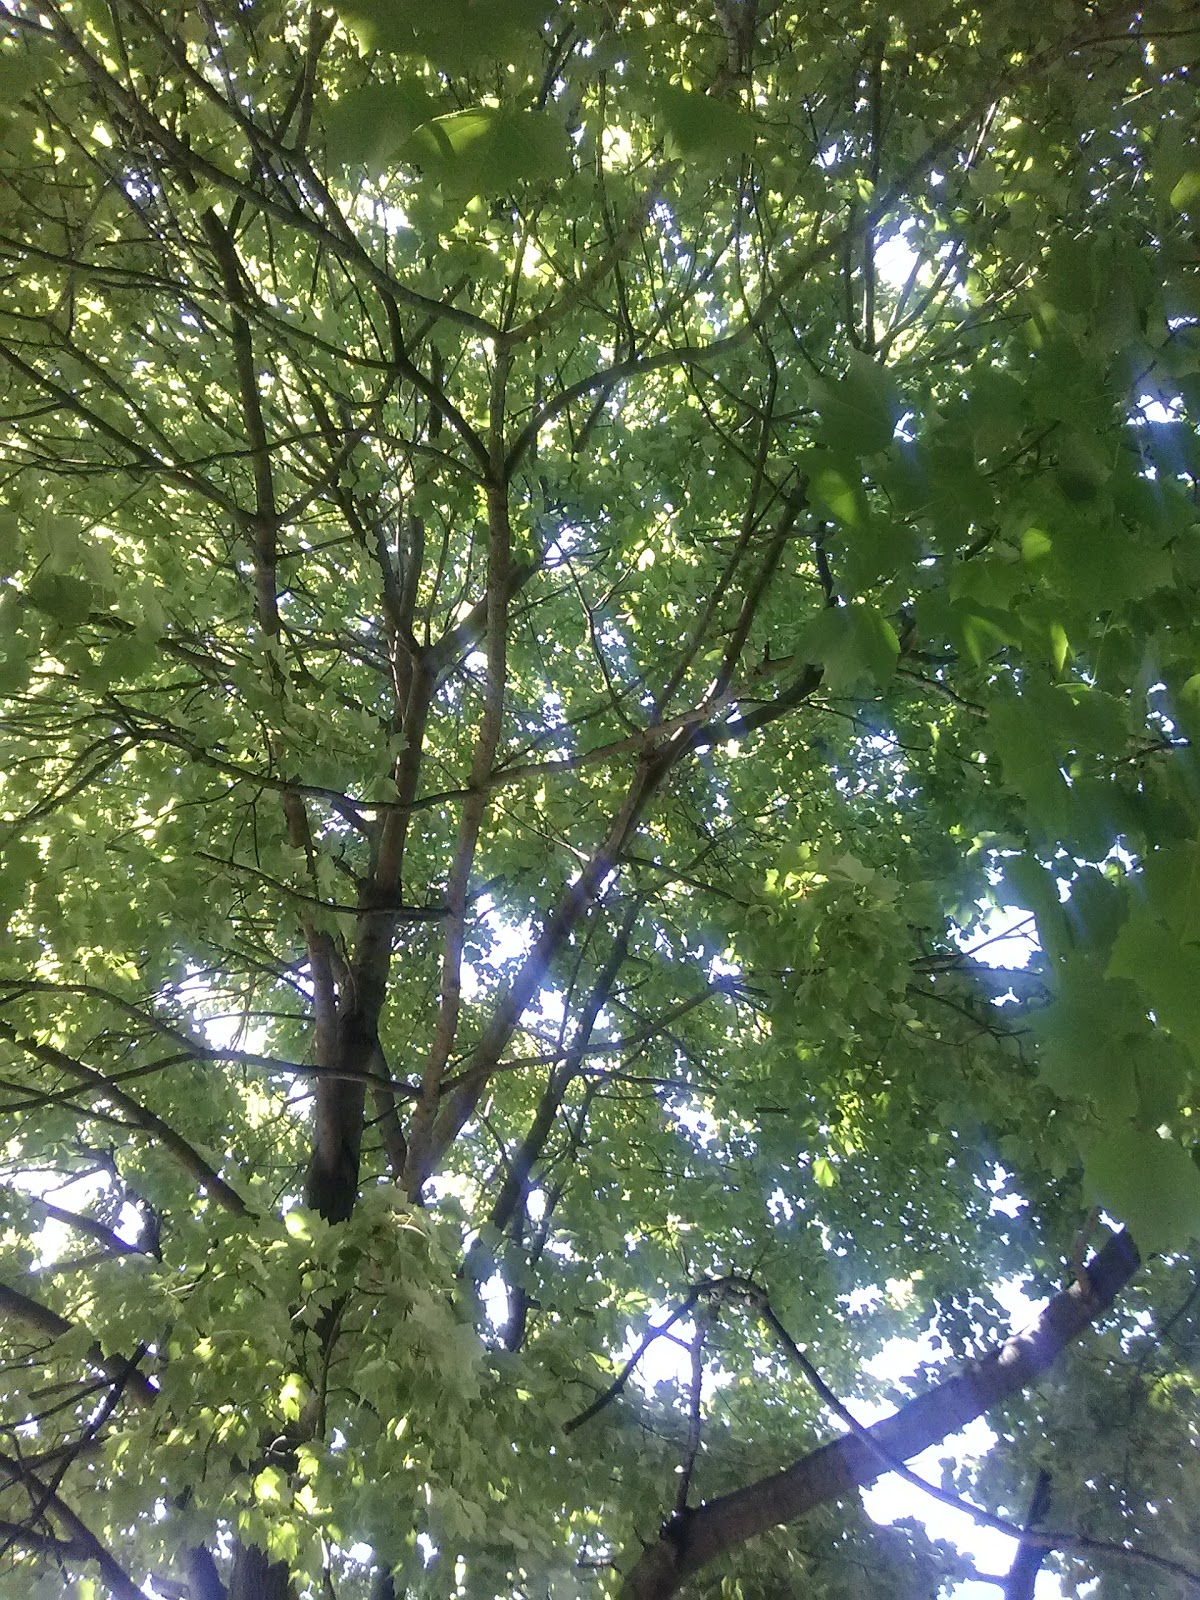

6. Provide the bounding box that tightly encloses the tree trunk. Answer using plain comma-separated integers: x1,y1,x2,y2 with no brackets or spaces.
228,1542,296,1600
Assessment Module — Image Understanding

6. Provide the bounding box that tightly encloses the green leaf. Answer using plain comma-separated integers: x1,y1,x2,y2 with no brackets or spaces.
1063,866,1126,955
1132,1033,1189,1129
324,81,436,173
0,838,40,926
1049,620,1069,673
966,369,1026,454
804,454,868,526
1107,909,1200,1062
334,0,549,68
811,351,899,456
25,571,94,630
655,86,759,160
1039,237,1095,316
1054,432,1110,503
1139,842,1200,943
948,557,1025,612
811,1155,836,1189
407,107,569,196
0,37,53,104
0,512,20,576
923,444,996,545
1043,506,1173,610
986,691,1071,830
1084,1130,1200,1253
916,592,1021,665
99,629,160,682
0,646,31,696
799,602,898,690
1032,957,1142,1117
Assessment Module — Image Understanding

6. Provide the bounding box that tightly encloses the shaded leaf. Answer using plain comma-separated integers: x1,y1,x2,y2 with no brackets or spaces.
811,351,899,456
324,81,436,173
407,107,569,196
334,0,549,68
1085,1130,1200,1253
1032,957,1142,1118
655,86,759,160
1108,909,1200,1062
799,602,898,690
25,571,93,630
0,512,20,576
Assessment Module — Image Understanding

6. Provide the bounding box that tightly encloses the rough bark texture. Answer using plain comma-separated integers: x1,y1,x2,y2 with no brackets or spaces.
620,1230,1140,1600
228,1543,296,1600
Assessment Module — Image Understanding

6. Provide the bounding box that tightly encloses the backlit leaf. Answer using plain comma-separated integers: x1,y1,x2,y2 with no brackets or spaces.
655,86,760,160
811,351,899,457
1085,1131,1200,1253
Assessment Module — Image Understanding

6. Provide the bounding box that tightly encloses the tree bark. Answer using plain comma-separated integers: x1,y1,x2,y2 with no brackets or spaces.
228,1542,296,1600
1003,1469,1052,1600
186,1545,229,1600
620,1231,1139,1600
0,1282,159,1407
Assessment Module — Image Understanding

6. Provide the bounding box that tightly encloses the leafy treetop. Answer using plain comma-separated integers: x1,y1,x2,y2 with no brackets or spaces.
0,1,1198,1597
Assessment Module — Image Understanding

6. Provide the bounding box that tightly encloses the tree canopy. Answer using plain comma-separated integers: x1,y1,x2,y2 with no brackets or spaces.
0,1,1199,1596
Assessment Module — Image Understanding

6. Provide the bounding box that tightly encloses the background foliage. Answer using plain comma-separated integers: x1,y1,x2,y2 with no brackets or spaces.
0,0,1198,1596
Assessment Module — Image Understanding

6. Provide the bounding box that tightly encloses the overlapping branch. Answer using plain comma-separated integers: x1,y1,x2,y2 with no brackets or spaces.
620,1231,1144,1598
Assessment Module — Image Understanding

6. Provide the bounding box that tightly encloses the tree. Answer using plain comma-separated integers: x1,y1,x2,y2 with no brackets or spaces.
0,0,1198,1595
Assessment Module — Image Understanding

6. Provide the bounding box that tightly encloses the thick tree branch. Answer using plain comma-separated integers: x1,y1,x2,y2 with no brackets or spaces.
619,1230,1141,1599
0,1023,249,1214
405,371,515,1193
1004,1470,1052,1600
0,1453,143,1600
0,1281,159,1408
755,1295,1198,1594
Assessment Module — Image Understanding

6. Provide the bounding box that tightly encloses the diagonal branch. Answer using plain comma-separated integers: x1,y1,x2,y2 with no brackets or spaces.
754,1291,1199,1595
0,1449,144,1600
0,1281,158,1407
0,1022,249,1214
409,743,679,1192
485,896,643,1243
619,1230,1141,1599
